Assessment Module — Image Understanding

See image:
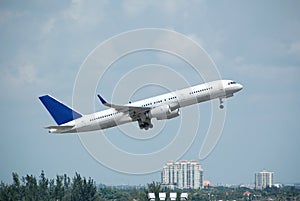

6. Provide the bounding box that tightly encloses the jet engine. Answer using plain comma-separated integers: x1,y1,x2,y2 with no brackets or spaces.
148,105,180,120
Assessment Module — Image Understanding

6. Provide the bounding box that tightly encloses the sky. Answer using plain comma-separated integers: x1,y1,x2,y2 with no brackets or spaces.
1,0,300,186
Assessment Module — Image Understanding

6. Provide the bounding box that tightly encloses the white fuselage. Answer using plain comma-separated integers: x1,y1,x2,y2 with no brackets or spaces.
52,80,242,133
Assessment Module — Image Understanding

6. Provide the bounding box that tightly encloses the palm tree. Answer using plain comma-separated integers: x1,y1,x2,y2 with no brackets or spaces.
146,181,162,200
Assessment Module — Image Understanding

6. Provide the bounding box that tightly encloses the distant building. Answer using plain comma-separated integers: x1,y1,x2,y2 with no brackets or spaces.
255,169,274,189
203,180,213,188
162,160,203,189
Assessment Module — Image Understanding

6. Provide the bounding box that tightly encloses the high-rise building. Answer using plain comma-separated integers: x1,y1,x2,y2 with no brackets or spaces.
162,160,203,189
255,169,274,189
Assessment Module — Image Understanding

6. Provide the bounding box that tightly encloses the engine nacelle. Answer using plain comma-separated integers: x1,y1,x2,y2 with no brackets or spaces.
157,109,180,120
169,102,180,111
149,105,180,120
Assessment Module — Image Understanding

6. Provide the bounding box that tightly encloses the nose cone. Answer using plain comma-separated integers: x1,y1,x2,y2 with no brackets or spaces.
236,83,243,92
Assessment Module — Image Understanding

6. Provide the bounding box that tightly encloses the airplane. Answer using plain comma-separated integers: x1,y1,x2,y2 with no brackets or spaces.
39,79,243,133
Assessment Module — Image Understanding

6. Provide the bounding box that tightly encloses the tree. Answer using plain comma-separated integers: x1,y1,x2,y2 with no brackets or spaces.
23,174,38,201
0,172,99,201
54,175,65,200
71,172,83,201
63,173,72,201
38,170,49,200
10,172,21,201
146,181,162,201
48,178,55,200
83,177,97,200
0,182,9,201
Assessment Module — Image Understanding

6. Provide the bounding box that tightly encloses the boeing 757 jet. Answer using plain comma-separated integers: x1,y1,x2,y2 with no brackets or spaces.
39,79,243,133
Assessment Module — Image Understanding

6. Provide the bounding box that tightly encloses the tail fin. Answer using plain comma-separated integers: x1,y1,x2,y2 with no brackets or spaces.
39,95,82,125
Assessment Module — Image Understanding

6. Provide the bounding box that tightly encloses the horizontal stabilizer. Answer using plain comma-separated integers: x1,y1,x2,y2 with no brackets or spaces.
39,95,82,125
45,125,75,133
46,125,74,130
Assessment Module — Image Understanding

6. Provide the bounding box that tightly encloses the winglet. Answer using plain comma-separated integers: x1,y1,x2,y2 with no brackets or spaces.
97,94,107,104
97,94,113,108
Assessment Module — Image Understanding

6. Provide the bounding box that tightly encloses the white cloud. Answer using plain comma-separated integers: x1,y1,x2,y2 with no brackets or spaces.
233,56,245,64
209,49,224,62
186,34,205,47
61,0,107,30
63,0,84,20
152,31,203,65
2,63,39,86
41,17,56,34
154,32,212,66
122,0,150,17
288,41,300,56
237,63,300,83
186,34,225,63
122,0,205,18
0,10,27,26
18,64,38,83
0,11,13,25
158,0,184,16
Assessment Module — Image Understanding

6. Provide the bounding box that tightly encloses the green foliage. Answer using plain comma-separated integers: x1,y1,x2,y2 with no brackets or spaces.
39,170,49,200
145,181,162,200
0,172,148,201
0,171,99,201
189,186,300,201
1,174,300,201
70,173,97,201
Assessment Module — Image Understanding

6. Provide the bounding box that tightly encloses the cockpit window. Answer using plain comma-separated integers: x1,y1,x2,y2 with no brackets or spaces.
228,81,236,85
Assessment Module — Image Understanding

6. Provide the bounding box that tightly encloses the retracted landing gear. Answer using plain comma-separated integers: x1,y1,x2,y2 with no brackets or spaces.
219,98,224,109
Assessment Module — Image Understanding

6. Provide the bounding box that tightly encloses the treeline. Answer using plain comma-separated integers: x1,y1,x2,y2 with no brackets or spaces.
0,171,99,201
2,172,300,201
0,171,148,201
0,174,181,201
190,186,300,201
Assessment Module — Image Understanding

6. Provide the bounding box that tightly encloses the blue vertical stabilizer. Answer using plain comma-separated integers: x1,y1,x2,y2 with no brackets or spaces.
39,95,82,125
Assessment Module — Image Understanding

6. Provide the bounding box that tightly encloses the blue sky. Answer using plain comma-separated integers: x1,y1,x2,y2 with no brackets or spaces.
1,0,300,185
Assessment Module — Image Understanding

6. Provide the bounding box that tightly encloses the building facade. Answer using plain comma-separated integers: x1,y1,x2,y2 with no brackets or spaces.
255,170,274,189
162,160,203,189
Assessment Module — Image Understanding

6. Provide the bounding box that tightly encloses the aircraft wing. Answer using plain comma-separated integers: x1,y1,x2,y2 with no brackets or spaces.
97,94,151,120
